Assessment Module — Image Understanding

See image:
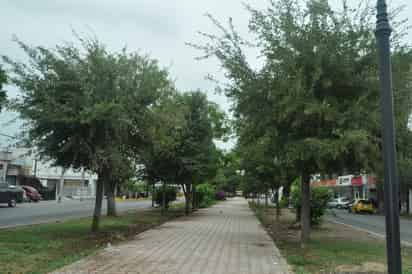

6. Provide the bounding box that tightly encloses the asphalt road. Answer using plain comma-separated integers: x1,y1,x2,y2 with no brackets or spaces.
0,199,152,228
327,209,412,244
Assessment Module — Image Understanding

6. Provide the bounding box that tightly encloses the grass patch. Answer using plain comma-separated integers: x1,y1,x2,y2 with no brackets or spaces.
249,202,412,274
0,204,185,274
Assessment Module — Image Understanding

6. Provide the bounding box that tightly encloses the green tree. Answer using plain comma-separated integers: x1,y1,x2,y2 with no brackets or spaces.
176,91,219,214
4,36,171,231
193,0,411,246
136,91,187,214
138,91,221,215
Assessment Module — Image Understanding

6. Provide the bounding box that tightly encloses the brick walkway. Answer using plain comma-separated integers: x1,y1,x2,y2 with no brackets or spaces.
52,197,289,274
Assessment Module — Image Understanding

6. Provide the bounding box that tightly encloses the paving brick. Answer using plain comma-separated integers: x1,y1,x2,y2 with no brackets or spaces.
51,197,289,274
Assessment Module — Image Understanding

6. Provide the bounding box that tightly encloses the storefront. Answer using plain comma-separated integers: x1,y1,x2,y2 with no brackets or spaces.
311,174,376,200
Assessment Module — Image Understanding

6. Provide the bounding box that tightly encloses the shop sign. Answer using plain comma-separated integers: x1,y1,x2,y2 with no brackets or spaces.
351,176,363,186
311,179,336,187
337,175,353,186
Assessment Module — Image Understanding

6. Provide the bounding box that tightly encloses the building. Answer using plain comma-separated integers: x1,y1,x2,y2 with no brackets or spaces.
0,148,97,200
34,159,97,200
0,148,32,185
311,174,377,201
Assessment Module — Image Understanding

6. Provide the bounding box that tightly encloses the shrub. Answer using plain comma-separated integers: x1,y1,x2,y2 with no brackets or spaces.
215,190,226,200
153,186,177,208
195,183,215,208
279,196,289,208
291,179,331,225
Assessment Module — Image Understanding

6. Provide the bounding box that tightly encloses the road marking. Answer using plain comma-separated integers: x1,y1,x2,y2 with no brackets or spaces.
328,219,412,247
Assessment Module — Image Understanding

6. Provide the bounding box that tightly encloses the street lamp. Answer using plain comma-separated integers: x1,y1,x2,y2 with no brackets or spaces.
375,0,402,273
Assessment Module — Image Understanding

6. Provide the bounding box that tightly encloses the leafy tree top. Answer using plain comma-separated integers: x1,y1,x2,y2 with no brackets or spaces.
3,36,173,173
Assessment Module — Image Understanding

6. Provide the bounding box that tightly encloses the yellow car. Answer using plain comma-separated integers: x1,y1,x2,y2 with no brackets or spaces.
349,199,376,214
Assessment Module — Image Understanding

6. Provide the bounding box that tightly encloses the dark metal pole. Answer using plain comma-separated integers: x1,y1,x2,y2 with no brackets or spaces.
375,1,402,273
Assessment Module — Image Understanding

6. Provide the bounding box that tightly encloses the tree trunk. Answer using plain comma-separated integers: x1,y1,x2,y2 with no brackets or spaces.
184,183,192,215
92,175,105,232
151,182,155,207
106,180,117,217
276,191,281,221
265,191,268,208
161,181,166,215
300,172,311,247
145,181,149,197
192,185,197,211
57,169,65,203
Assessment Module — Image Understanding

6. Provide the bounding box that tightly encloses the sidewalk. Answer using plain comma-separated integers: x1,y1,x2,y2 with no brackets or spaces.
52,197,289,274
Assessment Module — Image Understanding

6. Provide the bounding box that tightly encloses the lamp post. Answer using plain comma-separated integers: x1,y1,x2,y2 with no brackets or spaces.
375,0,402,273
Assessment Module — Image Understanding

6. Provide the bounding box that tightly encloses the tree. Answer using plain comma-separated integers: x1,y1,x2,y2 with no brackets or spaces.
136,91,188,214
4,36,172,231
0,65,7,112
193,0,411,246
176,91,219,214
138,91,221,215
213,150,242,196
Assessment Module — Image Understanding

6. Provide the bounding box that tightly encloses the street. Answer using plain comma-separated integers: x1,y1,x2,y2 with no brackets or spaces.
0,199,152,228
327,209,412,244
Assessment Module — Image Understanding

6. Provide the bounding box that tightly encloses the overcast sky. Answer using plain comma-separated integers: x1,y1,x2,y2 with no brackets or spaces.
0,0,411,149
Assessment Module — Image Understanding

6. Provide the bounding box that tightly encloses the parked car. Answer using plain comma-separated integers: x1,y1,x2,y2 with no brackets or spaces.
327,197,351,209
348,199,376,214
22,185,42,202
0,182,24,207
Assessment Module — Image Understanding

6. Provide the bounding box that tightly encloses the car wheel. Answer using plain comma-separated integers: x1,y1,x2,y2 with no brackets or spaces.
8,199,17,208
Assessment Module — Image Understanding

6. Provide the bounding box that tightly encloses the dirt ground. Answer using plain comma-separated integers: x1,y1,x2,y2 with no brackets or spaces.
254,206,412,274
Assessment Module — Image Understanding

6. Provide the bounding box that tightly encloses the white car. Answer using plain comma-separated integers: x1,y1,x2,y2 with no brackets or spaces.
327,197,351,209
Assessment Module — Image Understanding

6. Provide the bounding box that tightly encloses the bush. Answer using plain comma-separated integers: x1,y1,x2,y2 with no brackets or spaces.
215,190,226,200
195,184,215,208
291,179,331,225
279,196,289,208
153,186,177,208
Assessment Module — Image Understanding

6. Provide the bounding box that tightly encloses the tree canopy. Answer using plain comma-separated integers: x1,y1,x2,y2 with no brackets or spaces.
193,0,412,244
3,36,174,230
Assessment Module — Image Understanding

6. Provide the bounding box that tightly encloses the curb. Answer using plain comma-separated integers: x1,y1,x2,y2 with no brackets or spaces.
328,219,412,248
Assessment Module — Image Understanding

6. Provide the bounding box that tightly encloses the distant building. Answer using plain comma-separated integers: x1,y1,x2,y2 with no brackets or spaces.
311,174,377,200
0,148,32,185
34,159,97,200
0,148,97,200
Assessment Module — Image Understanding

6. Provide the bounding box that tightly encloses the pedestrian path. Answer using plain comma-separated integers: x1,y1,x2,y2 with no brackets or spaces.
52,197,289,274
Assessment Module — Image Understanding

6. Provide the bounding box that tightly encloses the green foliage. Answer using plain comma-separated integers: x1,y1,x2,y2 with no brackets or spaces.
122,181,146,194
279,196,289,208
195,183,215,208
3,35,173,230
153,186,178,208
291,179,332,225
193,0,412,241
213,150,241,195
193,0,412,181
137,90,222,214
4,36,171,174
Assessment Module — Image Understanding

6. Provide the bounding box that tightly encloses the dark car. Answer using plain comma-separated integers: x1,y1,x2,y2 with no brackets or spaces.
22,185,42,202
0,182,24,207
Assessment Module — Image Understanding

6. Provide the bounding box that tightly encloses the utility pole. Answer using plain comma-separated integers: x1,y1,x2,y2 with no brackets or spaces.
375,0,402,273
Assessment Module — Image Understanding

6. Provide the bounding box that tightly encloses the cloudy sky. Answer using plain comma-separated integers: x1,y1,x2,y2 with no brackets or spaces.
0,0,411,149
